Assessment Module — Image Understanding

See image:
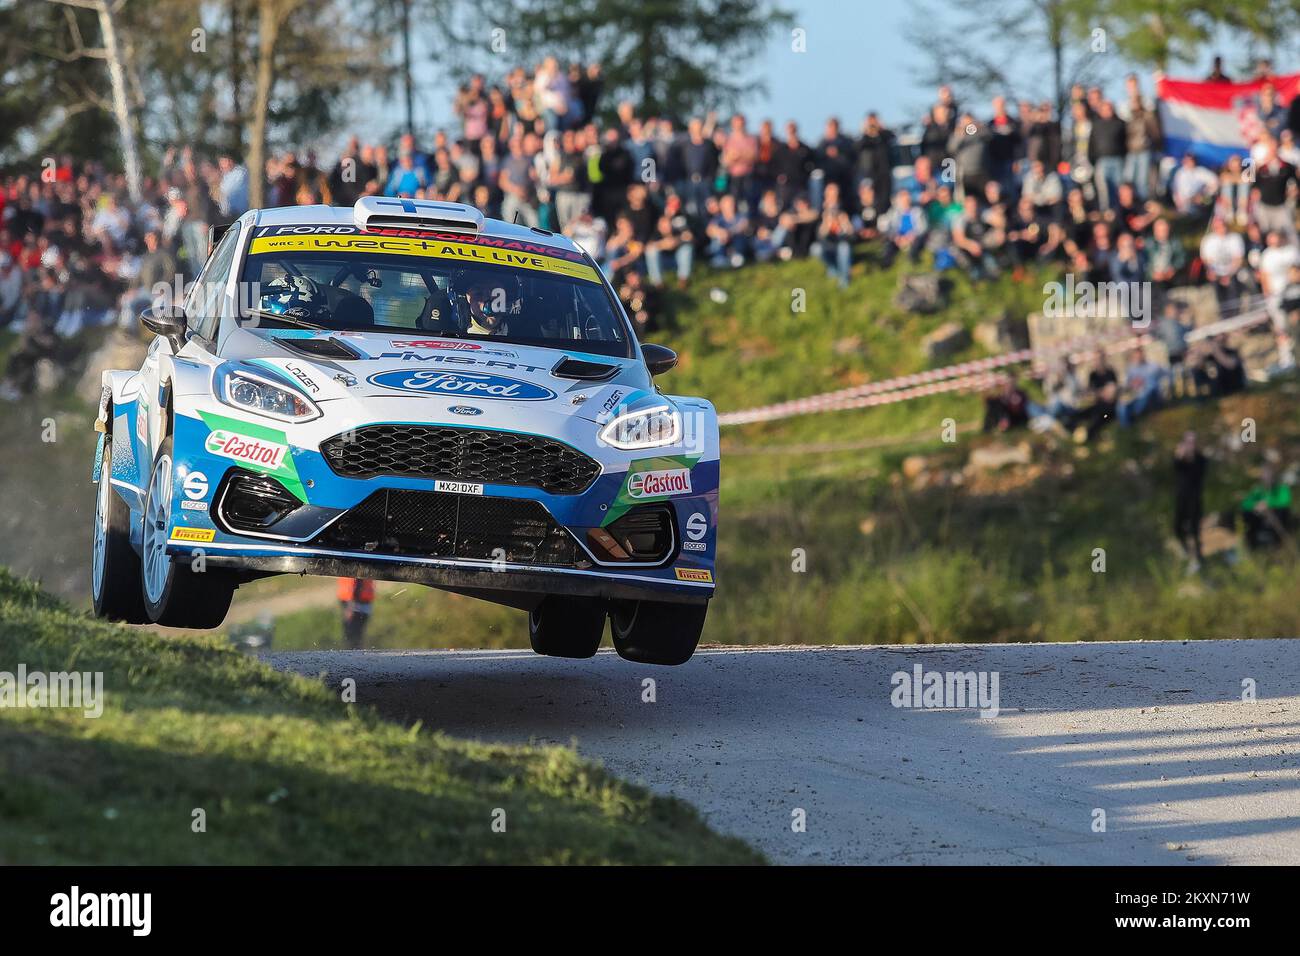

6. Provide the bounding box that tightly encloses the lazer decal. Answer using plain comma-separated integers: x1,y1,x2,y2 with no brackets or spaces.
196,410,306,502
284,363,320,393
367,369,556,401
674,567,713,583
170,527,215,543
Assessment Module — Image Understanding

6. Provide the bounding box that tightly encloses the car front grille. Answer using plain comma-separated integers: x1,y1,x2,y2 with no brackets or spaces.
320,424,601,495
312,489,579,566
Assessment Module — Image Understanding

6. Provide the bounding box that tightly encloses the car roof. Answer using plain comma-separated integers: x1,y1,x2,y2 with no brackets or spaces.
248,204,584,257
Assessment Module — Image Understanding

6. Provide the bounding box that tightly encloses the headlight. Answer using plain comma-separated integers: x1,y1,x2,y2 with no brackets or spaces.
598,405,681,450
219,369,320,422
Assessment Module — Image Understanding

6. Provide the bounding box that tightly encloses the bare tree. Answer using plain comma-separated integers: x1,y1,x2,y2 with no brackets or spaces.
43,0,144,200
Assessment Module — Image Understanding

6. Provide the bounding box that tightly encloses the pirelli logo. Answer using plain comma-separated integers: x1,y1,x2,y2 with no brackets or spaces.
674,567,713,583
169,527,216,543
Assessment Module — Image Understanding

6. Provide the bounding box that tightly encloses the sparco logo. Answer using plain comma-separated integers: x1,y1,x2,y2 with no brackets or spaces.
627,468,692,498
367,369,555,401
204,430,287,468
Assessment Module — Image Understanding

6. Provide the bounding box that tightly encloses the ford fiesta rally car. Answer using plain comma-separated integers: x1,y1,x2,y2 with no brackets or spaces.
90,198,718,665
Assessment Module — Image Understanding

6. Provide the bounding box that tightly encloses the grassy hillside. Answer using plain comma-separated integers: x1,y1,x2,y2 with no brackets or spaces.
0,568,761,864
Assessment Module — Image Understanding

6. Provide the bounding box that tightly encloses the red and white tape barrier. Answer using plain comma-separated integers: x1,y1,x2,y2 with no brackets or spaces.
719,306,1272,427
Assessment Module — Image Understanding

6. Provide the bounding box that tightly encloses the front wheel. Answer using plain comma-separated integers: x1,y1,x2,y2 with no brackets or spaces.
141,435,236,629
528,596,606,658
610,600,707,665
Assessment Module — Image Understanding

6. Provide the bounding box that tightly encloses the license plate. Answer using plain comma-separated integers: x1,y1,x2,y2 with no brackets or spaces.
434,480,484,496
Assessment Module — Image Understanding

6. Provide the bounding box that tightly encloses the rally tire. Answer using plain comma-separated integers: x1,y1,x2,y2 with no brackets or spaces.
91,435,150,624
141,435,236,629
610,600,707,666
528,596,606,658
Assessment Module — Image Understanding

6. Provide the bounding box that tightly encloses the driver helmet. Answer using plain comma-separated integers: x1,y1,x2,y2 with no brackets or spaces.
258,274,332,323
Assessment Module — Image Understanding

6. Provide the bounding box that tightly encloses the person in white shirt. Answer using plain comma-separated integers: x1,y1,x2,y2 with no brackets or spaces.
1199,216,1246,310
1171,153,1218,218
1258,230,1300,331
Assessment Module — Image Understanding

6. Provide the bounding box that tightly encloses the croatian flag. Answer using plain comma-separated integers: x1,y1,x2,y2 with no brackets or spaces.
1156,73,1300,166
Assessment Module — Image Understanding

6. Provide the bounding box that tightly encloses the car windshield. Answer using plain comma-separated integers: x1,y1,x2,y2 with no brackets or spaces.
236,236,632,358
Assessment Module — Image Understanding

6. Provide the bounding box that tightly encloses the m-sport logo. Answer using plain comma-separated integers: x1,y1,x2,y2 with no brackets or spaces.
368,369,555,401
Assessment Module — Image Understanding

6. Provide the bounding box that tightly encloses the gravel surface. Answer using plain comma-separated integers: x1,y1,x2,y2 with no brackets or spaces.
270,639,1300,864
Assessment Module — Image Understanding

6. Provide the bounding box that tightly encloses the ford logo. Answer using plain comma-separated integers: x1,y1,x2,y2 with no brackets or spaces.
448,405,483,416
367,369,556,401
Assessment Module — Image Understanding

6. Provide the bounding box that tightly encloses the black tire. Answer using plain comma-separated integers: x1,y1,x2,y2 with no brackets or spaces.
91,434,150,624
141,435,236,629
528,596,606,658
610,599,707,665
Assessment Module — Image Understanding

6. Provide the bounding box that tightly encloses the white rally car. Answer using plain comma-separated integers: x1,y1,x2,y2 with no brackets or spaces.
90,198,718,664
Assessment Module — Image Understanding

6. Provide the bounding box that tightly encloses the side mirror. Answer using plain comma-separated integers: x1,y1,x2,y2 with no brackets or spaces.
140,305,187,352
641,343,678,376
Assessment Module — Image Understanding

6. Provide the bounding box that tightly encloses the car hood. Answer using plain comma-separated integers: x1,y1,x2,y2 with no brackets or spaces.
219,327,661,425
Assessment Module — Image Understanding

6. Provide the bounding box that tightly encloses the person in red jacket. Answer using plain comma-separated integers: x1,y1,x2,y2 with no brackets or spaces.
337,578,375,650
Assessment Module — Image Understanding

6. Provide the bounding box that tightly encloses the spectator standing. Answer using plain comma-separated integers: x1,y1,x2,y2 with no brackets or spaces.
337,577,375,650
987,97,1023,199
216,155,249,217
949,113,992,201
1173,430,1207,571
499,136,540,227
1252,135,1299,247
1087,100,1127,212
856,114,894,210
1119,74,1162,200
722,113,759,207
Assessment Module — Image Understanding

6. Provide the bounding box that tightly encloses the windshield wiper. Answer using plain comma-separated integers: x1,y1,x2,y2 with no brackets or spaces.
239,310,333,332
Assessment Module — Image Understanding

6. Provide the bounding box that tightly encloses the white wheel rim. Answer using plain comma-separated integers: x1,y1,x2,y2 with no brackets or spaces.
143,454,173,604
91,469,110,599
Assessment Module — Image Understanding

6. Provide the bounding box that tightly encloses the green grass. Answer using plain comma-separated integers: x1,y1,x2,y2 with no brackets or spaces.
0,568,761,864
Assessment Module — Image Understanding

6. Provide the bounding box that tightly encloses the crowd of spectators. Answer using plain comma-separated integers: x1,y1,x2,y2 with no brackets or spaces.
4,56,1299,406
